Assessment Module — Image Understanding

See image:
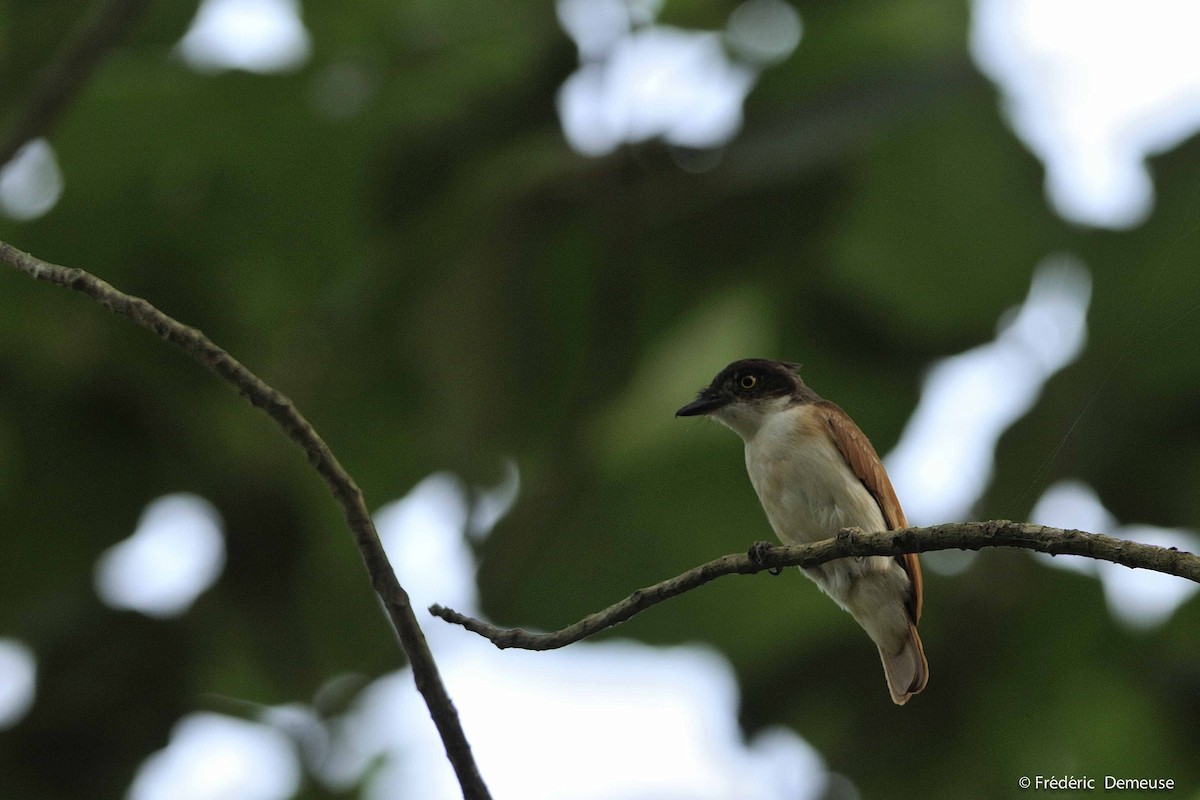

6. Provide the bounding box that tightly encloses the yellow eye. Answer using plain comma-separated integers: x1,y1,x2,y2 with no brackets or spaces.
739,374,757,390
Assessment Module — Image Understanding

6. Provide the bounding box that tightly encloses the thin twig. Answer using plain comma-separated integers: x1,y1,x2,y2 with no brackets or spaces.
430,521,1200,651
0,0,155,168
0,241,491,800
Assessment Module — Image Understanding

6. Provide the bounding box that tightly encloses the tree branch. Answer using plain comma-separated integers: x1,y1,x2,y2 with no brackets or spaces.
0,0,154,168
0,241,492,800
430,521,1200,651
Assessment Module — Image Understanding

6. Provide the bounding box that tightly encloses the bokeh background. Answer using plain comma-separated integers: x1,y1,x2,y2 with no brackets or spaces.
2,1,1199,798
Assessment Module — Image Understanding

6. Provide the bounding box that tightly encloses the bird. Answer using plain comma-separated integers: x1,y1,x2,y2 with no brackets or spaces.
676,358,927,705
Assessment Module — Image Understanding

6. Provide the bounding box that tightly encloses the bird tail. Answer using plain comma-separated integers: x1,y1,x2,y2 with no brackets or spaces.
879,622,928,706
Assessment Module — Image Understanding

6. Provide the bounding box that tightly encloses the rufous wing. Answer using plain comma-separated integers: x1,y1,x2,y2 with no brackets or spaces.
816,401,923,623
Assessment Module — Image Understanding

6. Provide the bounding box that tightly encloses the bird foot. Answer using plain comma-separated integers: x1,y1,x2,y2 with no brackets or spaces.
748,540,783,575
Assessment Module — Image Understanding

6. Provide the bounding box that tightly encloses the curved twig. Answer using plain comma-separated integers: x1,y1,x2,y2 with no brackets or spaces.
0,241,491,800
430,521,1200,651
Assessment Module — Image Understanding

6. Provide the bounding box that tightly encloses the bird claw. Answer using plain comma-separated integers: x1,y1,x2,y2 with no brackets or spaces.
748,540,783,575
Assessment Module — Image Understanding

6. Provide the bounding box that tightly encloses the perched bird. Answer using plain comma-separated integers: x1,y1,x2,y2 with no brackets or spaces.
676,358,927,705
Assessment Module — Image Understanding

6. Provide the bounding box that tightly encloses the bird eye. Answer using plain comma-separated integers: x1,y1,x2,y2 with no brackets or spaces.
739,374,757,390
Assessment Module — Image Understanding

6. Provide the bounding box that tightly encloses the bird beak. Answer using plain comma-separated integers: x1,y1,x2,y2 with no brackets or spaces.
675,389,729,417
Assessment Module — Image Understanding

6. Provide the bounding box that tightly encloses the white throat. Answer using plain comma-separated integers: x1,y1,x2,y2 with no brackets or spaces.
711,395,793,441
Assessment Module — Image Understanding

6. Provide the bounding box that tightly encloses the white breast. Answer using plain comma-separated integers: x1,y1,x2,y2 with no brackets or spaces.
743,404,887,545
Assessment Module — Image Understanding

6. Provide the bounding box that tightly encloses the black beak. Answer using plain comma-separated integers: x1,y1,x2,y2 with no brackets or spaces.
675,390,729,417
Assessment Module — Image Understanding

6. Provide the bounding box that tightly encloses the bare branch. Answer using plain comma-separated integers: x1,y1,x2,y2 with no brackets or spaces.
0,0,154,168
0,241,491,800
430,521,1200,651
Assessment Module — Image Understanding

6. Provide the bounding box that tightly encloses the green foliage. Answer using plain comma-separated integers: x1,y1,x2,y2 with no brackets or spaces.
2,1,1199,797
